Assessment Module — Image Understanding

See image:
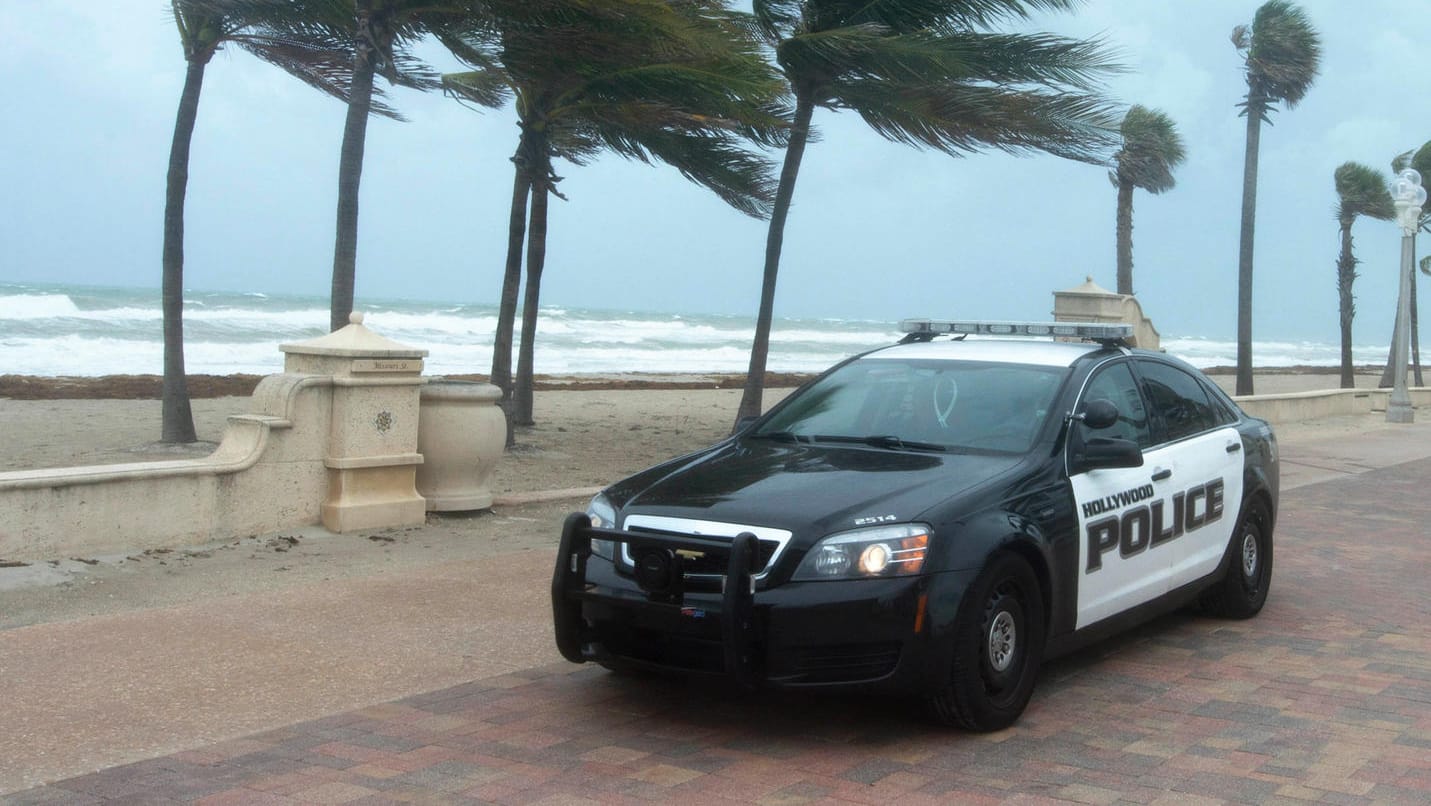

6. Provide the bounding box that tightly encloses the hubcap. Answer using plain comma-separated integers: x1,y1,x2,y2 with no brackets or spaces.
1241,531,1258,578
987,610,1017,672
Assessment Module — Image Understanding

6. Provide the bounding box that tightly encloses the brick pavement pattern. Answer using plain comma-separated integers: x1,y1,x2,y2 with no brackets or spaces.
7,459,1430,805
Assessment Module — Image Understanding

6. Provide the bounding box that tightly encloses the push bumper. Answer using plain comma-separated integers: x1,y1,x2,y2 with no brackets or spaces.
551,513,975,693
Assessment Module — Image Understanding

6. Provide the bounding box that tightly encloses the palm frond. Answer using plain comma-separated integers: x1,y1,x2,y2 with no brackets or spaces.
442,69,511,109
232,30,405,119
450,0,786,216
571,62,789,146
1334,162,1394,223
1391,140,1431,178
1113,104,1185,194
832,0,1083,35
590,121,777,218
833,78,1119,163
779,23,1119,105
1240,0,1321,112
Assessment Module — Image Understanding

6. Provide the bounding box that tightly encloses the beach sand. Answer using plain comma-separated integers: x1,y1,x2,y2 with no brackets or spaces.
0,368,1391,478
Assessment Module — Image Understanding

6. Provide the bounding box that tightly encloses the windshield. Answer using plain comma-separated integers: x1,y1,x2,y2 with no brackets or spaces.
754,358,1069,454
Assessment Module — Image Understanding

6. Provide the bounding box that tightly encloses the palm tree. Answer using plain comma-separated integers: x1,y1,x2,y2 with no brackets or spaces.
1231,0,1321,396
1332,162,1393,389
1377,141,1431,388
326,0,473,332
163,0,371,443
443,0,785,429
734,0,1122,425
1111,105,1184,296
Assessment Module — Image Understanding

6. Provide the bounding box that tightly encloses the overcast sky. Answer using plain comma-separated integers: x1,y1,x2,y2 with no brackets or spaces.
2,0,1429,345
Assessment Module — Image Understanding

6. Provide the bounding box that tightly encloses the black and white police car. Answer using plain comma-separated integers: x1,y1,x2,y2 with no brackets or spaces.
552,320,1278,731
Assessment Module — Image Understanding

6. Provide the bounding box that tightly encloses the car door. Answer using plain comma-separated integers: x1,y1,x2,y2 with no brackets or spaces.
1067,359,1172,629
1134,360,1245,590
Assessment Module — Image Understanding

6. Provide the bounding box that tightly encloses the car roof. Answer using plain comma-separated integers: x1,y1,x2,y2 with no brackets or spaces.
865,337,1110,368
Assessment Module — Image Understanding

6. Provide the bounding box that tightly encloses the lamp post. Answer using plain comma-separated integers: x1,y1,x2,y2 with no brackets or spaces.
1387,168,1426,423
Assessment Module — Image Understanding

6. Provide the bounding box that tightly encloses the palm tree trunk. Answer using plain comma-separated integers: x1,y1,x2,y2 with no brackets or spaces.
1115,179,1134,295
513,180,549,427
735,90,816,427
1235,104,1263,396
160,57,207,444
1378,308,1403,388
492,144,531,446
330,7,378,332
1335,220,1356,389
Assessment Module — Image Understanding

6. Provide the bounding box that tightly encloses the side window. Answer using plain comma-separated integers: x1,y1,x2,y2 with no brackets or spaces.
1138,361,1218,442
1081,362,1153,448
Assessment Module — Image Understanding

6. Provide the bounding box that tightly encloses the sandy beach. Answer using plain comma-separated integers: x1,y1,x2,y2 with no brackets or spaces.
0,368,1394,479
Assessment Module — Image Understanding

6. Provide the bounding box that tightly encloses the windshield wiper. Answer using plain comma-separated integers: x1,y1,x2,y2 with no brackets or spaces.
751,430,809,443
810,434,948,452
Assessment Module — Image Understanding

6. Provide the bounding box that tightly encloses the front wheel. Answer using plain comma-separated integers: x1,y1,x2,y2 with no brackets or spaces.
928,552,1045,731
1200,499,1273,619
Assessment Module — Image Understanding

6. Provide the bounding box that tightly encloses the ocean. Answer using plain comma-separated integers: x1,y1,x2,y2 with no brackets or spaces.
0,281,1388,378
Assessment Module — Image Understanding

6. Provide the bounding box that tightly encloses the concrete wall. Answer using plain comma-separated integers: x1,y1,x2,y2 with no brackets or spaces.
0,374,334,562
1232,387,1431,424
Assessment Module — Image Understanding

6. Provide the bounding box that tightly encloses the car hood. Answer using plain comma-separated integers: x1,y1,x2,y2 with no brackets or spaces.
610,439,1026,539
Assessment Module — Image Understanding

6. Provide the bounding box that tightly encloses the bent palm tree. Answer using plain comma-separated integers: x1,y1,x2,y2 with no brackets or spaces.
326,0,462,332
734,0,1121,425
1378,141,1431,387
1231,0,1321,395
1332,162,1393,389
444,0,785,429
1111,105,1184,296
163,0,373,443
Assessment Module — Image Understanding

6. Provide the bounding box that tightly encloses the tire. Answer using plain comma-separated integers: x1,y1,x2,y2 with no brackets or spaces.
1200,499,1273,619
929,551,1046,732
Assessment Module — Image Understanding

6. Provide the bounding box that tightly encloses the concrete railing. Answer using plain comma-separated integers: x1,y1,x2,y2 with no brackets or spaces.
1231,386,1431,424
0,374,334,562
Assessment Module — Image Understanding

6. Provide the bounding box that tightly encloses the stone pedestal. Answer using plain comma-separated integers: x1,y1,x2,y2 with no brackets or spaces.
416,380,506,511
1052,276,1161,350
281,313,429,533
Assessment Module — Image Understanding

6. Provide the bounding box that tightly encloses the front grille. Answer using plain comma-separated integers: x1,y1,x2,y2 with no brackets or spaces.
788,642,902,684
628,526,779,575
619,515,794,585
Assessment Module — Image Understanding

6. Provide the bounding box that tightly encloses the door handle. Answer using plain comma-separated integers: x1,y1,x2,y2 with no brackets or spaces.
1151,467,1172,482
1226,442,1242,453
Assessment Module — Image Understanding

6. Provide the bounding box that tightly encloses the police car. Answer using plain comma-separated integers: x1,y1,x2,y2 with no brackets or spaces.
552,320,1278,731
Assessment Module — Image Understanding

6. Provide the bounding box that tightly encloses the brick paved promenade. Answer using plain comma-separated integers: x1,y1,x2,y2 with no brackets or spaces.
4,456,1430,804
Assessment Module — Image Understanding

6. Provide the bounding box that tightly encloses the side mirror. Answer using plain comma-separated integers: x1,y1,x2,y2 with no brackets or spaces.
1078,399,1120,430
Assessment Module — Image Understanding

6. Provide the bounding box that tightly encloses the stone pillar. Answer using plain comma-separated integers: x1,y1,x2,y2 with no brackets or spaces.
1052,276,1161,350
280,313,429,532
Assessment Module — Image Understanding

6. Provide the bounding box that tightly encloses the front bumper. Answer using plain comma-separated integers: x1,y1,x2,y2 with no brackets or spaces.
551,513,977,694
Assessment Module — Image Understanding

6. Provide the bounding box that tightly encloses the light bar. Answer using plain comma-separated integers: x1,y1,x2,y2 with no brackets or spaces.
899,319,1133,341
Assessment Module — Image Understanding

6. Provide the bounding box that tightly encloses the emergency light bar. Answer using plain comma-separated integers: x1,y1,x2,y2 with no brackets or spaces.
899,319,1133,341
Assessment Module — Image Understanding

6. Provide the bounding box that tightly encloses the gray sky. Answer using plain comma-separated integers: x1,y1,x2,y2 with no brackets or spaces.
2,0,1429,344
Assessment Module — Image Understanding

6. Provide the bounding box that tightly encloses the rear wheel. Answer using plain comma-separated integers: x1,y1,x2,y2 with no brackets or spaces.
1200,499,1272,619
929,552,1045,731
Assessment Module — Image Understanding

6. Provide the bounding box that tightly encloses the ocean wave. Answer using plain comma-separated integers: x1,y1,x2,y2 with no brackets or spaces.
0,293,84,320
1,282,1384,378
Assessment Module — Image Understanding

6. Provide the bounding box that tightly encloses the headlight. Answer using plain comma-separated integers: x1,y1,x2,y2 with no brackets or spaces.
793,523,931,581
586,493,617,559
